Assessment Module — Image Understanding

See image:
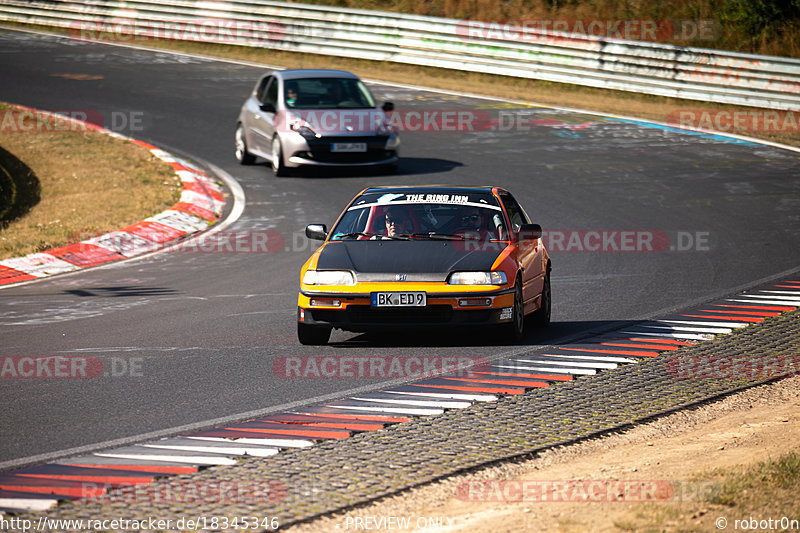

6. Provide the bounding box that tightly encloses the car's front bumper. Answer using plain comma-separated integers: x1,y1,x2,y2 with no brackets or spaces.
282,132,398,168
287,153,398,167
297,287,515,332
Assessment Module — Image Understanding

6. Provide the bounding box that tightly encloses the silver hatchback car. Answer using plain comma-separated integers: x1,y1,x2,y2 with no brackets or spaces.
235,69,400,175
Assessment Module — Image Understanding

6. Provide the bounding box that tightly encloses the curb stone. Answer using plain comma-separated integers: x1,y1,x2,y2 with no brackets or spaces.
4,308,797,530
0,104,225,287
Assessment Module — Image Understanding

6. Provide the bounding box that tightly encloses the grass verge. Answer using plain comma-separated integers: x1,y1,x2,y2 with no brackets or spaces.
0,103,181,260
617,451,800,532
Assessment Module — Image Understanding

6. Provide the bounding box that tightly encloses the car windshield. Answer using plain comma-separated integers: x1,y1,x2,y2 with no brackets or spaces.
284,77,376,109
330,192,508,241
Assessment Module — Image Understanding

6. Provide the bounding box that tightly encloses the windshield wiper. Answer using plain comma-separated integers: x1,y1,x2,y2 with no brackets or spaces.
405,232,465,241
334,232,410,240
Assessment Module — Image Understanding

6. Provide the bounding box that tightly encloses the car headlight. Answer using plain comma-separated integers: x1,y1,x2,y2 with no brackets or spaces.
384,131,400,150
378,118,395,134
289,116,321,139
448,271,507,285
303,270,355,285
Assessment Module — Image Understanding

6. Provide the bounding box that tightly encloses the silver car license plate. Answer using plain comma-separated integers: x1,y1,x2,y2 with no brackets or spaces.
371,292,426,307
331,142,367,152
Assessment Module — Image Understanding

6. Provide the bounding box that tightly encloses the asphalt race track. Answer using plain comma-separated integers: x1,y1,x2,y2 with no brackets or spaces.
1,28,799,466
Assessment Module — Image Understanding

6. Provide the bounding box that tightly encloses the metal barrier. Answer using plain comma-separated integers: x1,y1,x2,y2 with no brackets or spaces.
1,0,799,110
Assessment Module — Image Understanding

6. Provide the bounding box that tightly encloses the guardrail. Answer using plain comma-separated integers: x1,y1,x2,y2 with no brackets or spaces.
1,0,799,110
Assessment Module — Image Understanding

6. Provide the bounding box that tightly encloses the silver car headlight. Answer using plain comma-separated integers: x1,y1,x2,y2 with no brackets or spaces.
289,116,321,139
303,270,355,286
384,131,400,150
448,271,507,285
377,118,395,134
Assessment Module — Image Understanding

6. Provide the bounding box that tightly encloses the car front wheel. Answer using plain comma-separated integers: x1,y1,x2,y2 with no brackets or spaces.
500,279,525,341
271,136,289,176
235,124,255,165
297,322,332,345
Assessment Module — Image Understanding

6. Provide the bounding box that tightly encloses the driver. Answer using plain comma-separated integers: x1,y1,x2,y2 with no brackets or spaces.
285,81,299,107
457,206,485,231
384,206,412,237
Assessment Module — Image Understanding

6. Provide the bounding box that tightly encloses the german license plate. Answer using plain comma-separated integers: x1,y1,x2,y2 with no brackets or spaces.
371,292,426,307
331,142,367,152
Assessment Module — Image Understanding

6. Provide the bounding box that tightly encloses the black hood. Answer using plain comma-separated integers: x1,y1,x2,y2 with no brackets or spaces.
316,240,505,282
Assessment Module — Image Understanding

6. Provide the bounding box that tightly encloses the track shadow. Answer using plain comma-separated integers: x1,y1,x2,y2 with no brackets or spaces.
393,157,464,176
257,157,463,179
64,286,179,298
329,320,627,348
0,145,40,228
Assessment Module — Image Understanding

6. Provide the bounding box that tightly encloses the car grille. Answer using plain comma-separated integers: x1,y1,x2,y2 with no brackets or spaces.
347,305,454,324
303,135,393,163
309,306,492,326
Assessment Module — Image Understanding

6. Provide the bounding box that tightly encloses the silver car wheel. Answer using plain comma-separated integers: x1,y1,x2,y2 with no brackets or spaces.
271,136,287,176
235,124,255,165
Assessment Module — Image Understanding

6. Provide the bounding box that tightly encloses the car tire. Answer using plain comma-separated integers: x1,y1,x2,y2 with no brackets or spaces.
271,136,289,177
235,123,255,165
530,270,551,328
501,279,525,341
297,322,332,345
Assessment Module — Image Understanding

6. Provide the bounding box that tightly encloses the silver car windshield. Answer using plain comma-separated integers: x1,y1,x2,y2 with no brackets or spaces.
284,78,376,109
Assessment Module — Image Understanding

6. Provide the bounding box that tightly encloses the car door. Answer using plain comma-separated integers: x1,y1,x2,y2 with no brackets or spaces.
245,75,279,154
499,191,545,312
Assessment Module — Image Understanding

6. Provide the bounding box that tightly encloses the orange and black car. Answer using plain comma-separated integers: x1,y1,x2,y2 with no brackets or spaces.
297,185,551,345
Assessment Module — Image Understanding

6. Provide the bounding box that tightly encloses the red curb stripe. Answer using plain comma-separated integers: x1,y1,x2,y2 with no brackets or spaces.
411,382,526,395
221,427,351,439
131,139,157,150
44,243,126,267
594,342,680,351
560,347,661,357
281,421,382,431
0,477,107,498
699,308,781,317
714,304,796,312
603,337,696,346
172,202,218,221
16,473,153,485
191,428,339,440
470,371,572,381
260,417,383,431
183,181,224,202
0,265,36,285
63,464,197,474
124,220,186,243
440,376,549,388
681,314,764,323
11,464,168,481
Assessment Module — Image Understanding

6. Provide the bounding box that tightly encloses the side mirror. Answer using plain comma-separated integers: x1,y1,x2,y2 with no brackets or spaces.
305,224,327,241
259,102,276,113
382,101,395,112
517,223,542,241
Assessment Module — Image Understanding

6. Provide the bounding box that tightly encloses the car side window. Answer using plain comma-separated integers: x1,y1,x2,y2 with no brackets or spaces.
499,191,529,233
255,76,270,102
264,78,278,107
